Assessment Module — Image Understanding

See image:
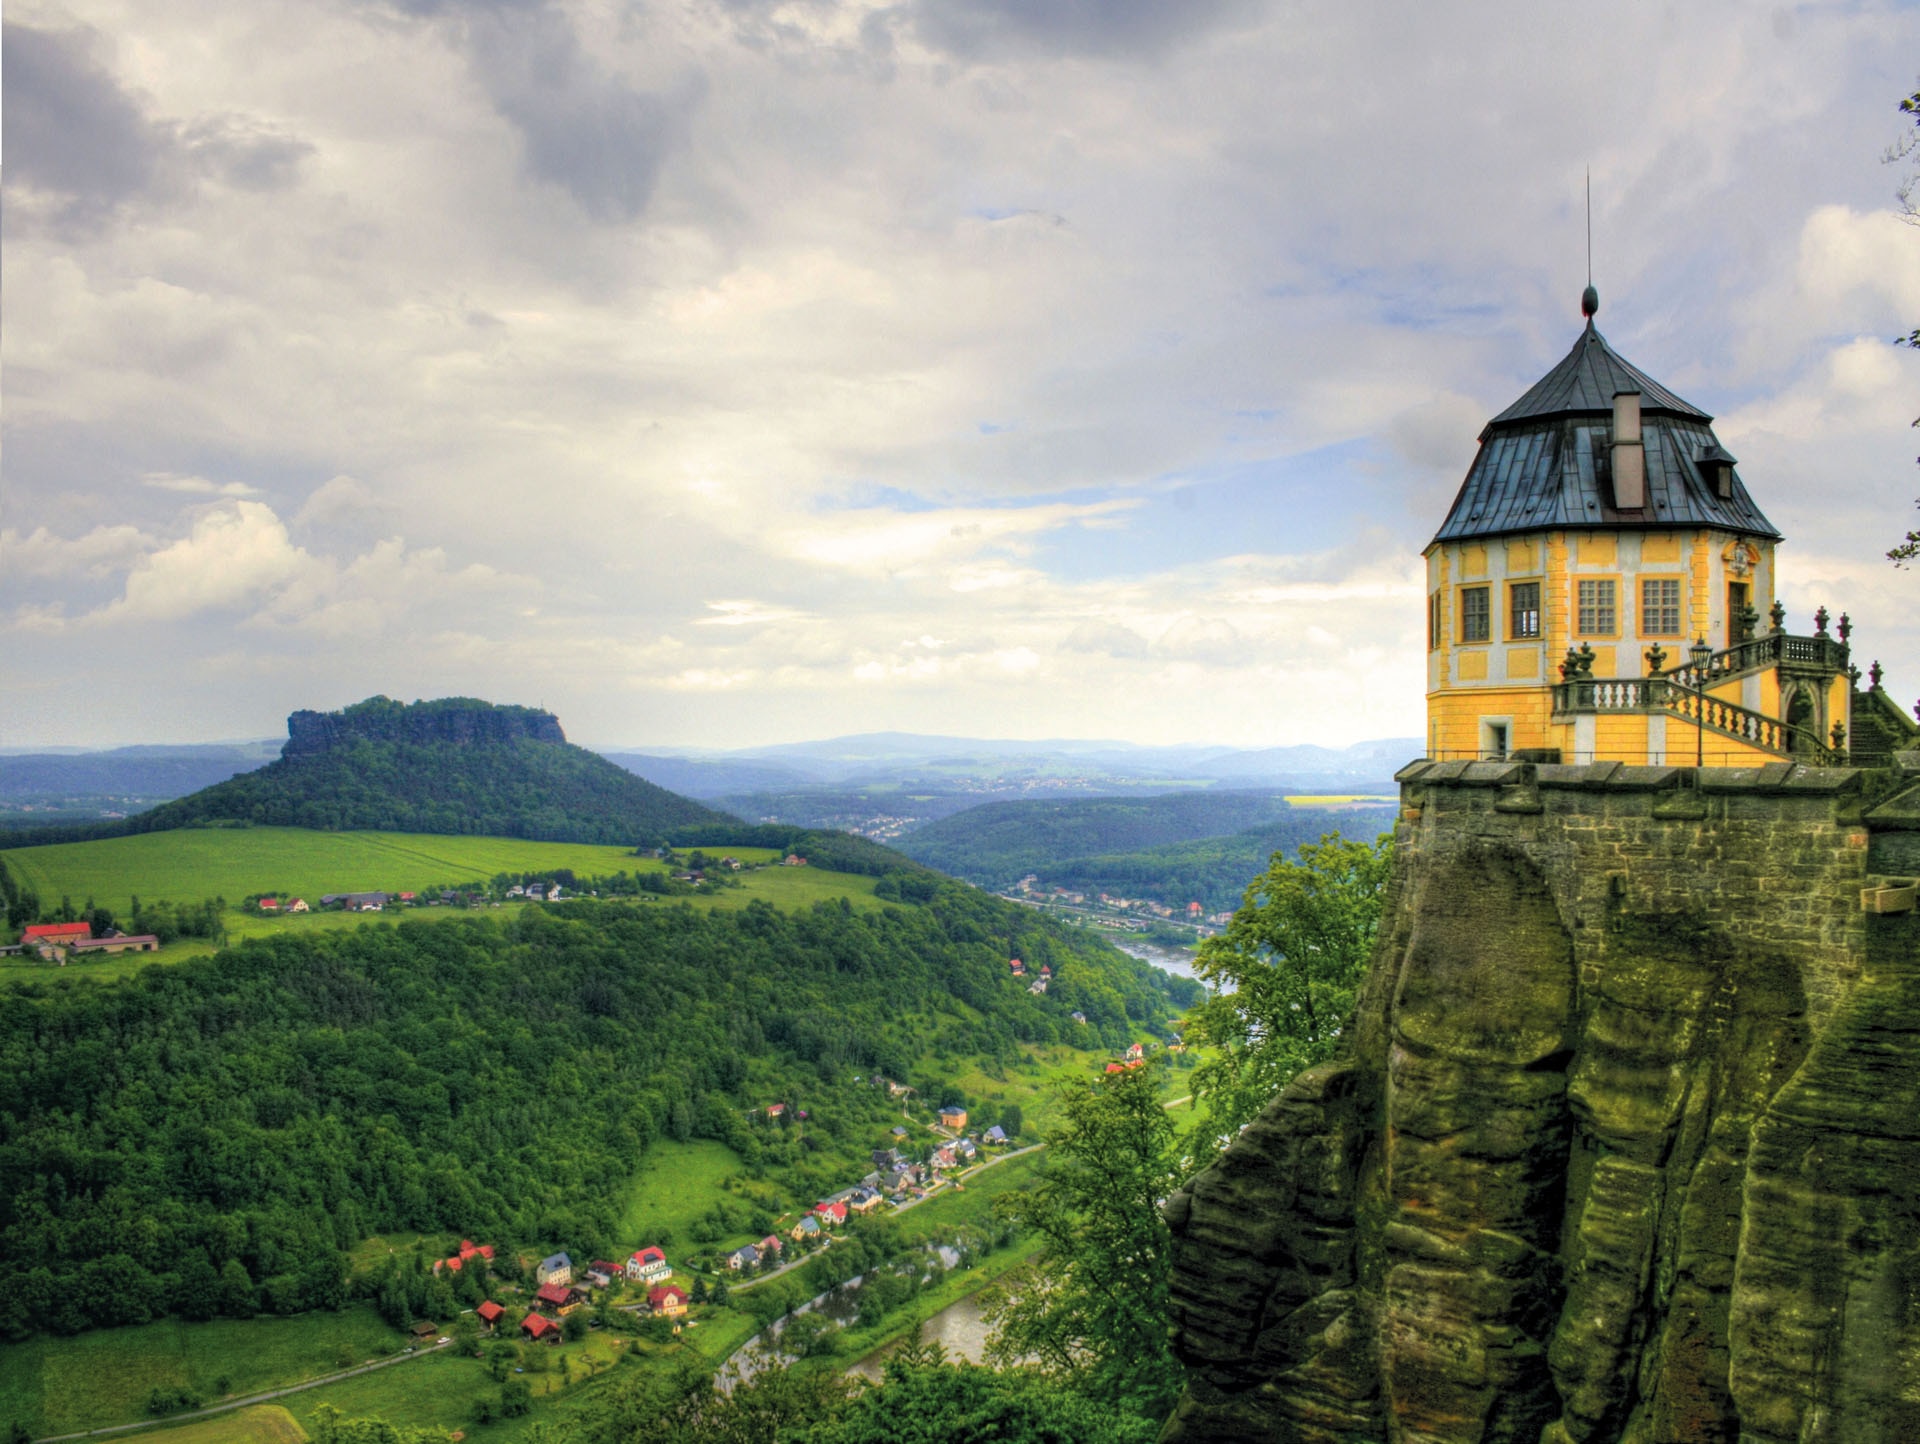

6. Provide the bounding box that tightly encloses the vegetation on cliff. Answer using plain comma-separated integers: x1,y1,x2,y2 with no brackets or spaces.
1183,831,1392,1151
126,698,726,844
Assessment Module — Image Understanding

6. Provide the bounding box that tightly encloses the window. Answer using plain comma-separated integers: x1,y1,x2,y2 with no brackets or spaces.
1641,577,1682,636
1509,581,1541,639
1460,586,1490,642
1428,592,1442,650
1576,578,1616,636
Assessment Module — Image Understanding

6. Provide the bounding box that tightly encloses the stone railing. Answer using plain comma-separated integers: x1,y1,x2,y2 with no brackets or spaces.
1661,631,1848,692
1551,677,1841,765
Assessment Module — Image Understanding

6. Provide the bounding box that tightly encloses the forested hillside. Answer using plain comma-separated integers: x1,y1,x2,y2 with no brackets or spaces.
0,887,1179,1338
897,791,1393,905
130,698,725,844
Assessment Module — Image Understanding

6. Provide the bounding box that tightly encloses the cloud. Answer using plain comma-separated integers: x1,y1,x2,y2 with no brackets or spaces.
104,501,312,622
143,472,262,497
899,0,1252,61
1,22,170,223
404,0,704,224
0,523,152,579
695,600,811,626
180,115,313,192
294,476,392,531
1062,618,1150,658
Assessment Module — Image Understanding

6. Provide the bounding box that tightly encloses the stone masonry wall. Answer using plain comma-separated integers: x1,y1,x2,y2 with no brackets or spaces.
1163,754,1920,1444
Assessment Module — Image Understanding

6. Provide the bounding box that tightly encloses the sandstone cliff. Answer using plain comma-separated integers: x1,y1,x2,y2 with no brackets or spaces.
1164,755,1920,1444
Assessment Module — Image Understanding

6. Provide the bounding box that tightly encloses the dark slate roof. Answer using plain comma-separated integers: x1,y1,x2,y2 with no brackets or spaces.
1431,323,1780,546
1484,321,1711,431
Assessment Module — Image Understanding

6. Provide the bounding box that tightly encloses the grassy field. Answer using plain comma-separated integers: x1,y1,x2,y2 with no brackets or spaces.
0,830,880,979
617,1139,746,1247
120,1405,310,1444
0,1307,402,1439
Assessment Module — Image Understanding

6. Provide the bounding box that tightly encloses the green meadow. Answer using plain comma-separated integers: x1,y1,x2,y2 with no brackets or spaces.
0,829,880,977
0,1307,401,1439
123,1405,310,1444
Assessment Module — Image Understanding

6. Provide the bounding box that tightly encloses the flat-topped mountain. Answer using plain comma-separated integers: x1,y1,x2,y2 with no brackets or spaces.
129,696,728,844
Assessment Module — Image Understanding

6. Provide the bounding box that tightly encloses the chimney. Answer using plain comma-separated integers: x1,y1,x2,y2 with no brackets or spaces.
1611,389,1645,510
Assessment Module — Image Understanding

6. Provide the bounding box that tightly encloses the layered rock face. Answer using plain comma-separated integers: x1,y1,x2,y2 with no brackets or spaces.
283,696,566,757
1164,756,1920,1444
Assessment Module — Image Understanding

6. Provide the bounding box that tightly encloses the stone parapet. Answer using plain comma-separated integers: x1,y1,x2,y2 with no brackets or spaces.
1164,751,1920,1444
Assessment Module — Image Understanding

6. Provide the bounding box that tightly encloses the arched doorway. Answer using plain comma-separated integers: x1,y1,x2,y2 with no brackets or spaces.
1785,685,1817,757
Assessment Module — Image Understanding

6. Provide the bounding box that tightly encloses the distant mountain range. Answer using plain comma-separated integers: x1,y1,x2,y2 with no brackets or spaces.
603,733,1420,798
1,726,1417,837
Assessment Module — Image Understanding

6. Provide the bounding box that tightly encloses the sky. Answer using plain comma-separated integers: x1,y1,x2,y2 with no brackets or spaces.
5,0,1920,751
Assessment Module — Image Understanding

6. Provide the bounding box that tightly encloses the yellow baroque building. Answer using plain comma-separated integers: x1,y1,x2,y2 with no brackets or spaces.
1425,291,1916,767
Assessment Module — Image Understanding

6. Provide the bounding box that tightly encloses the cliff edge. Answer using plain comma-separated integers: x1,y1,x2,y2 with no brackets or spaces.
1163,754,1920,1444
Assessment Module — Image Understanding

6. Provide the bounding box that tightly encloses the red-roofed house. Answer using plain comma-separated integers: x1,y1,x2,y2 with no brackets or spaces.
647,1285,688,1318
627,1247,670,1283
23,923,90,945
533,1282,581,1314
476,1300,504,1330
521,1312,560,1343
258,898,279,912
1105,1062,1126,1074
813,1200,848,1227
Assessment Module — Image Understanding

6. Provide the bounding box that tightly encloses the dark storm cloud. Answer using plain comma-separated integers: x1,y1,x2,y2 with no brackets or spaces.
2,22,171,220
389,0,701,224
899,0,1252,61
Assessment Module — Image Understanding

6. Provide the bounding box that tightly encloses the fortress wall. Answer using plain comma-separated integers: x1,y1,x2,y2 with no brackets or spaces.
1163,754,1920,1444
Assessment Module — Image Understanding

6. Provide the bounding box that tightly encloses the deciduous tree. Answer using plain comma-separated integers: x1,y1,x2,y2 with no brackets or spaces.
984,1063,1184,1419
1184,831,1390,1154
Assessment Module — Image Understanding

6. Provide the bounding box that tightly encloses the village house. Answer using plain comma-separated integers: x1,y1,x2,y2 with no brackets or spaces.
938,1105,968,1130
954,1139,977,1163
813,1200,849,1227
411,1320,439,1343
258,897,280,912
23,922,91,948
475,1299,505,1331
627,1246,671,1283
984,1125,1007,1145
1009,957,1025,976
585,1261,618,1289
521,1313,560,1344
71,934,160,957
287,898,310,913
848,1187,884,1214
725,1243,761,1271
536,1252,573,1287
533,1282,583,1315
1125,1042,1146,1061
1070,1011,1087,1024
790,1214,822,1243
757,1234,785,1260
1028,979,1048,994
648,1284,689,1318
766,1103,786,1119
931,1145,957,1171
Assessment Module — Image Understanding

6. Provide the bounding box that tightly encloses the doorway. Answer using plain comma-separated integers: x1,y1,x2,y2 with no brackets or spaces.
1727,581,1751,647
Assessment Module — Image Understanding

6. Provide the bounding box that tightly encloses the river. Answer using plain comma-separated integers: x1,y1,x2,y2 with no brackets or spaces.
1114,937,1202,982
847,1288,997,1380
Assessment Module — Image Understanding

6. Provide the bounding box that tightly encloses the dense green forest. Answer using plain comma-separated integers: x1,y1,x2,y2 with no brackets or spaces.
895,791,1393,907
1039,812,1396,912
129,699,725,844
0,886,1183,1339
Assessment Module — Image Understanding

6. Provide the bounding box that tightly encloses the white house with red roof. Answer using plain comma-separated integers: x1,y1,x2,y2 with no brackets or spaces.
627,1246,671,1282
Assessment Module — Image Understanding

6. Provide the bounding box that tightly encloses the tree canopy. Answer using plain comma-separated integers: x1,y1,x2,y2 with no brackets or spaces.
984,1063,1186,1420
1183,830,1391,1152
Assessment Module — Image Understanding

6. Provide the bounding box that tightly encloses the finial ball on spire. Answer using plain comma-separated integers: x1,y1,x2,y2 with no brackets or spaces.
1581,284,1599,318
